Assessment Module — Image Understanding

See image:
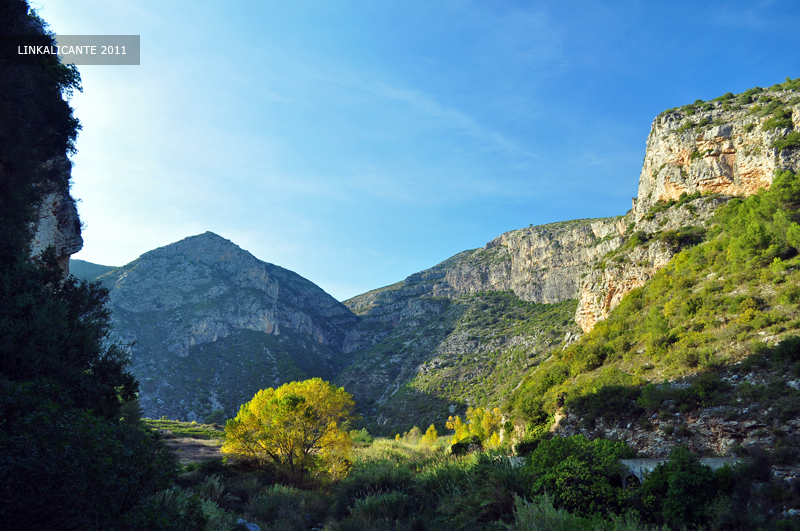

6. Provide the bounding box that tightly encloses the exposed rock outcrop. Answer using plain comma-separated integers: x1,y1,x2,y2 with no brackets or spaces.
575,196,727,332
344,217,626,351
634,89,800,220
29,157,83,274
554,368,800,481
30,191,83,273
577,87,800,332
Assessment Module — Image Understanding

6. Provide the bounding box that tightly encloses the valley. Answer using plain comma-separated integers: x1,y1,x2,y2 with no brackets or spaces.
73,79,800,454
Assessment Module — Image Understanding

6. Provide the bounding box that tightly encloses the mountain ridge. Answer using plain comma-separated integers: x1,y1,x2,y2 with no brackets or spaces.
93,231,361,421
72,79,800,435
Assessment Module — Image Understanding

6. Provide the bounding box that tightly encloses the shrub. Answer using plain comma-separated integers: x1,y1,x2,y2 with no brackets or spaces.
350,428,374,444
204,409,227,425
507,494,593,531
640,446,716,527
567,384,642,422
333,458,415,518
527,435,635,518
773,131,800,151
249,484,330,531
762,108,794,131
349,491,411,522
451,435,483,456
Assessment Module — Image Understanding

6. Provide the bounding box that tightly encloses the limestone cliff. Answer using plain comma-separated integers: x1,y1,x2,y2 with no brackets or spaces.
26,155,83,274
575,196,728,332
99,232,360,420
344,217,625,352
30,189,83,274
336,218,622,430
634,88,800,219
333,83,800,429
576,85,800,333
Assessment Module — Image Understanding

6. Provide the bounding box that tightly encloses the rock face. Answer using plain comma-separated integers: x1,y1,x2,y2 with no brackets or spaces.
634,89,800,220
29,157,83,274
576,87,800,332
575,196,728,332
100,232,360,420
554,368,800,481
334,218,623,430
344,218,626,352
30,191,83,273
331,84,800,429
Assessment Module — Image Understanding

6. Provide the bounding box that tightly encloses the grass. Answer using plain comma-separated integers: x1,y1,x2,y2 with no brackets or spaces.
144,418,225,440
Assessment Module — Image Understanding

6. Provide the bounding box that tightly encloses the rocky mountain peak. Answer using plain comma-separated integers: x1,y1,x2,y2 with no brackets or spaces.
98,233,360,420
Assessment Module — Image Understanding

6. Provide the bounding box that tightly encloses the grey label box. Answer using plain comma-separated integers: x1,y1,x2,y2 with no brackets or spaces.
53,35,140,65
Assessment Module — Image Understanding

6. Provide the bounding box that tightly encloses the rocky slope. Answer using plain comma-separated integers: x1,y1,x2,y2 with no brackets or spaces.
575,195,728,332
336,218,624,431
336,293,580,432
70,258,116,281
96,232,360,421
333,81,800,431
634,87,800,219
344,217,624,351
576,84,800,332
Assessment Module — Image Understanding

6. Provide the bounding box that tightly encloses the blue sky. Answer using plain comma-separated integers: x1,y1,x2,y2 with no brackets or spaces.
39,0,800,300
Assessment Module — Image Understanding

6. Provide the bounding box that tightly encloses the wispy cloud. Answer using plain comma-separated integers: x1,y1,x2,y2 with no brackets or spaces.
366,81,523,154
711,0,781,29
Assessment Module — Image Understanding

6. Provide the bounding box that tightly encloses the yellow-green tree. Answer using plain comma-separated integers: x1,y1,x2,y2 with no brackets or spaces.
421,424,438,445
446,407,503,448
222,378,356,475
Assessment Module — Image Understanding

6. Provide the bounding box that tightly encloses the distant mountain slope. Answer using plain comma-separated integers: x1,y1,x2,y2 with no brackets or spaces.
335,218,623,431
69,258,117,281
343,218,623,352
100,232,360,421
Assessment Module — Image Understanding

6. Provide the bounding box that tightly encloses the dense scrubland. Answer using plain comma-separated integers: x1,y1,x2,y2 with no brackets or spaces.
127,419,796,531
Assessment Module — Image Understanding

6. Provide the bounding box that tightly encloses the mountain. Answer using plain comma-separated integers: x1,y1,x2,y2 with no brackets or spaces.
335,217,623,431
331,80,800,433
84,80,800,440
69,258,117,281
97,231,360,421
576,84,800,333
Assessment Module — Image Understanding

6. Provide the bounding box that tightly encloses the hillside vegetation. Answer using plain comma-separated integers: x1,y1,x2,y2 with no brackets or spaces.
335,292,579,435
511,169,800,454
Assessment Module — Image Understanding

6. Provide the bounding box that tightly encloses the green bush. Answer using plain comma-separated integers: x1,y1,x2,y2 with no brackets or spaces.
451,435,483,456
349,491,411,522
527,436,635,518
249,484,330,531
204,409,227,425
773,131,800,151
0,379,200,530
506,494,593,531
640,446,716,527
350,428,374,444
567,384,642,422
762,108,794,131
333,459,416,518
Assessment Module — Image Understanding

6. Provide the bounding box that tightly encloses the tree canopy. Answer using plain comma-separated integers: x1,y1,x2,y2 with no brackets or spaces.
0,0,82,261
222,378,356,476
